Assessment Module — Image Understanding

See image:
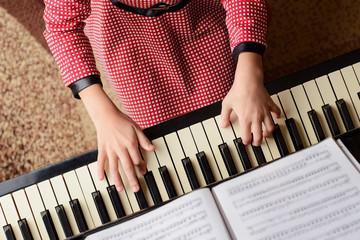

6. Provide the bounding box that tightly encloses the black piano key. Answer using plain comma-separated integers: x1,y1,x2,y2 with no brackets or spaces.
144,171,163,205
18,219,33,240
358,92,360,100
273,124,289,157
196,151,215,185
336,99,355,131
233,138,252,170
40,210,59,240
134,185,148,210
159,166,177,199
107,185,126,219
92,191,110,224
251,145,266,165
69,199,88,233
322,104,341,136
55,205,73,238
3,224,15,240
308,109,326,141
182,157,200,190
218,143,237,176
341,130,360,163
285,118,304,151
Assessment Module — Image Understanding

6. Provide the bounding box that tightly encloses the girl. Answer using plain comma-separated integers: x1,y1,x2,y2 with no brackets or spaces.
43,0,280,193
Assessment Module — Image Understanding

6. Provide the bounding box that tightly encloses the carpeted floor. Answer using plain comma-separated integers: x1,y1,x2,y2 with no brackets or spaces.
1,0,360,182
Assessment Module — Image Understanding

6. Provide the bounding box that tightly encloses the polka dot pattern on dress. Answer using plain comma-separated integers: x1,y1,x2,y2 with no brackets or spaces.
44,0,268,128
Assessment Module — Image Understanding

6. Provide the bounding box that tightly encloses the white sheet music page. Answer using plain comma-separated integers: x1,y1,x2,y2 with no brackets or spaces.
212,138,360,240
86,188,231,240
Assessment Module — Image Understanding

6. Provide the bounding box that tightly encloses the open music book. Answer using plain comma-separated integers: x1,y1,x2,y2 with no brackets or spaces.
84,138,360,240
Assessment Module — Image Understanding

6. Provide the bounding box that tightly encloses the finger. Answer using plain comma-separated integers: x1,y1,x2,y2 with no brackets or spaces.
97,148,106,181
128,145,147,175
251,120,263,146
119,150,140,192
240,120,252,145
136,129,155,151
108,153,124,192
220,103,232,128
263,114,275,138
269,102,281,119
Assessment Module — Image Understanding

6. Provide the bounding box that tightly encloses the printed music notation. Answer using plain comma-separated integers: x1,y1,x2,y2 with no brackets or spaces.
86,138,360,240
86,189,230,240
213,138,360,240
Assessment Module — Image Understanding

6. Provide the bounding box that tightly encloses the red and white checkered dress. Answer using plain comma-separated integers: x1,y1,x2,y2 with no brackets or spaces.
43,0,268,129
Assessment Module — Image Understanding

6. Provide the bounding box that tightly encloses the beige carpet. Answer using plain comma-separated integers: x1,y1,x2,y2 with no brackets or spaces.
0,0,121,181
1,0,360,182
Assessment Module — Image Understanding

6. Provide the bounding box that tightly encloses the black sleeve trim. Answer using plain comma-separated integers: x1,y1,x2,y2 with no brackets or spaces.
68,75,102,99
232,42,266,63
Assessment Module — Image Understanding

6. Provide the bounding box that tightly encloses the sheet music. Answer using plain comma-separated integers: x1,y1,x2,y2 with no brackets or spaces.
213,138,360,240
86,188,231,240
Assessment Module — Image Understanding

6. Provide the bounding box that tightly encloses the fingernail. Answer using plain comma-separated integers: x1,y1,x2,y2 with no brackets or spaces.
116,186,123,192
98,175,103,181
132,185,139,192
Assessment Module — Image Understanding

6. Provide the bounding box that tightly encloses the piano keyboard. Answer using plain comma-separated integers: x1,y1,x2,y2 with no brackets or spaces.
1,49,360,240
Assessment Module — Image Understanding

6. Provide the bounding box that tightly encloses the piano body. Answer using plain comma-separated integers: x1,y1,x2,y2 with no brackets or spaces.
0,49,360,240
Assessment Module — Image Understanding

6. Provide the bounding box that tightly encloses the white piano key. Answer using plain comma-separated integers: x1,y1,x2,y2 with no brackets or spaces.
63,170,95,229
0,204,8,240
37,180,66,239
50,175,80,235
202,118,229,179
229,112,272,165
271,94,296,153
353,62,360,83
315,75,346,133
278,89,311,147
12,190,42,240
0,194,23,240
164,132,192,193
114,160,141,213
263,135,281,160
340,66,360,124
214,115,243,172
328,70,360,128
189,123,222,182
141,148,169,202
88,162,118,221
290,85,319,144
152,137,184,196
75,166,105,227
25,184,51,239
106,166,134,216
303,80,332,138
178,127,207,187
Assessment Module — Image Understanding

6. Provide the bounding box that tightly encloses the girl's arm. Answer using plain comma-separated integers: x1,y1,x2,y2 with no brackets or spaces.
220,0,280,145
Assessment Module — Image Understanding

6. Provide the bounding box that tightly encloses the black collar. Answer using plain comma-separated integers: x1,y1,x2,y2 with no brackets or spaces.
109,0,191,17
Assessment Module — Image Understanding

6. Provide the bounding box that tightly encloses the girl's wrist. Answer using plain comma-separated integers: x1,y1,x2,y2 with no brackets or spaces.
78,83,120,126
234,52,264,87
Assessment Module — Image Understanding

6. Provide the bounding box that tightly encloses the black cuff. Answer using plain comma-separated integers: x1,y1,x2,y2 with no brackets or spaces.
68,75,102,99
232,42,266,63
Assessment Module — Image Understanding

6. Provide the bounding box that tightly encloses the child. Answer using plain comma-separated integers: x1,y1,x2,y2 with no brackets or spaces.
43,0,280,193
